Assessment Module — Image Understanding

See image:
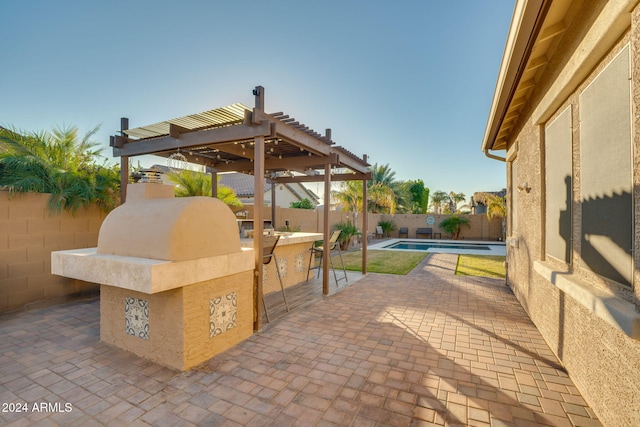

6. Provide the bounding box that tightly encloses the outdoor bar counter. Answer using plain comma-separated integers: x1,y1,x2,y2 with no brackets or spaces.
51,183,328,371
240,232,322,295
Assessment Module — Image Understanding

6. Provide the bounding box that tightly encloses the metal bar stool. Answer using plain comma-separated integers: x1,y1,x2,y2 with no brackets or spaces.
262,234,289,323
306,230,348,286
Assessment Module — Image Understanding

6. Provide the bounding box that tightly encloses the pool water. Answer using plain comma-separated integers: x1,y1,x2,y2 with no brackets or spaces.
368,239,507,256
388,242,491,251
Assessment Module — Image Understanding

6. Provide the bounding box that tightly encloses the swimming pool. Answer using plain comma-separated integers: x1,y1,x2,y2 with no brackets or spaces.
368,239,506,256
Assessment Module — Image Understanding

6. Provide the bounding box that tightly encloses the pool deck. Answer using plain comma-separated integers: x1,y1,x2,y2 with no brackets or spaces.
368,238,507,256
0,253,599,426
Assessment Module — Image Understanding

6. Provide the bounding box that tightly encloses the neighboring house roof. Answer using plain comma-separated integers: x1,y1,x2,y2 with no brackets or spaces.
284,181,320,204
471,189,507,207
482,0,633,156
219,172,319,203
219,172,273,197
152,167,319,203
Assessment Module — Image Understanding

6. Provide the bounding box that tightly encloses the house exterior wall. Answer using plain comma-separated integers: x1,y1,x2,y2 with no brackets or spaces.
0,192,105,313
502,2,640,425
267,187,304,208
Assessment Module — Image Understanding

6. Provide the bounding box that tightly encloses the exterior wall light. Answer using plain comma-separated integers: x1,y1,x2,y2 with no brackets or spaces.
516,182,531,193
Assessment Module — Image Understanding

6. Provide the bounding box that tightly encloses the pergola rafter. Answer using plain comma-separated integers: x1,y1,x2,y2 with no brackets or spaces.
110,86,371,331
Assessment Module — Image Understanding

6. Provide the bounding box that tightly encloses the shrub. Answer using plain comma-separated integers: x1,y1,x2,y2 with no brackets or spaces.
0,125,120,213
290,198,314,209
333,221,362,250
439,215,470,239
377,220,397,237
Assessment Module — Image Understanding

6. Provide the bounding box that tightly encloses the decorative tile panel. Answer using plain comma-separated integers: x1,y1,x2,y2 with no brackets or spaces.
277,257,288,278
210,292,237,338
125,297,149,340
295,253,305,273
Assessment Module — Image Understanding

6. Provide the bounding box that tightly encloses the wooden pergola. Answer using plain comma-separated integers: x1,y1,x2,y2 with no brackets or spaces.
110,86,371,331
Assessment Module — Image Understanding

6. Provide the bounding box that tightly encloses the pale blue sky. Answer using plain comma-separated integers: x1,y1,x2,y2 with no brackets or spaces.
1,0,515,204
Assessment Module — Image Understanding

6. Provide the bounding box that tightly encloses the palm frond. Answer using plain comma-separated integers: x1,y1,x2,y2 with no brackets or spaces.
0,124,120,213
166,169,243,209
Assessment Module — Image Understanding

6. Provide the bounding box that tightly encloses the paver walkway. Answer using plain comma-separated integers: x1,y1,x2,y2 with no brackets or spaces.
0,254,601,426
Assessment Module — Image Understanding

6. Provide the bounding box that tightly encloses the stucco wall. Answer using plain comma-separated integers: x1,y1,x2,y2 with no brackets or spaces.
503,2,640,425
0,192,105,313
100,270,254,371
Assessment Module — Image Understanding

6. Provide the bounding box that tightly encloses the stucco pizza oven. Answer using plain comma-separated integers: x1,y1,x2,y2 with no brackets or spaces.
97,183,242,261
52,183,255,371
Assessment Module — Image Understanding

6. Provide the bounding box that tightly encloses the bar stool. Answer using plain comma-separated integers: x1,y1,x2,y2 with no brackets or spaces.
262,234,289,323
306,230,348,286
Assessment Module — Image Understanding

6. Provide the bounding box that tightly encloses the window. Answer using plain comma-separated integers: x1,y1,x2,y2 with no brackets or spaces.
578,45,633,287
510,159,519,235
545,106,572,263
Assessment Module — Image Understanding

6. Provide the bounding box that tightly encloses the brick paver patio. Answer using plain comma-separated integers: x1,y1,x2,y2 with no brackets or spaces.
0,254,601,426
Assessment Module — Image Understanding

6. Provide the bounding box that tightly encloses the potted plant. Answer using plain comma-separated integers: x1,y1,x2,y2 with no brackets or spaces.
439,215,470,240
333,221,362,250
377,220,397,238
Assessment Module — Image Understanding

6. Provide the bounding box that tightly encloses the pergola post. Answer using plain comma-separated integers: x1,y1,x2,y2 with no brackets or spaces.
271,178,277,229
253,135,265,331
253,85,266,331
119,118,129,204
362,154,368,274
323,163,331,295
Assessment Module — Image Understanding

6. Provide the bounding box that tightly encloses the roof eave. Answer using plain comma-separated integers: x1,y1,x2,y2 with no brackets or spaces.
482,0,550,154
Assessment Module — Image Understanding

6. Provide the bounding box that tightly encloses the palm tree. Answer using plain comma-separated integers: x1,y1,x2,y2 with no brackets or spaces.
430,191,448,214
166,169,243,210
477,193,507,240
368,163,403,213
369,163,396,186
447,191,466,214
0,125,120,213
368,182,397,213
332,179,363,219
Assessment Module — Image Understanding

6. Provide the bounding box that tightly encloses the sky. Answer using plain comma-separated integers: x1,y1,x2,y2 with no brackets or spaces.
1,0,515,205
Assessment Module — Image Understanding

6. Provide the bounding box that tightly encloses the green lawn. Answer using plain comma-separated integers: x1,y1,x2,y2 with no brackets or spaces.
327,250,506,278
335,249,428,275
455,255,506,278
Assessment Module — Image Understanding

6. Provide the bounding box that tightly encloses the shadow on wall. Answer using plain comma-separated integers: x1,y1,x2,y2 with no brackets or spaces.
557,175,633,287
553,176,633,360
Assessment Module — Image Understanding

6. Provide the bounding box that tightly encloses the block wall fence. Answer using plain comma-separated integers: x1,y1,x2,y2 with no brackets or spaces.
0,192,105,313
1,191,503,312
247,206,504,241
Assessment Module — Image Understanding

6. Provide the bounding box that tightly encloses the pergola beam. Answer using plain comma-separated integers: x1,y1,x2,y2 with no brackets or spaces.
213,141,255,161
335,154,370,175
153,150,218,168
169,123,190,138
212,153,340,173
272,172,371,183
253,110,333,157
113,121,271,157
